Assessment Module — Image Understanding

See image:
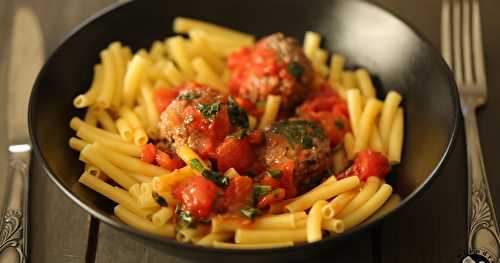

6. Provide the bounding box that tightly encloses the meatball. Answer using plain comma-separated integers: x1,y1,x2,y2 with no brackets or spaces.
228,33,314,114
258,119,332,195
158,82,248,159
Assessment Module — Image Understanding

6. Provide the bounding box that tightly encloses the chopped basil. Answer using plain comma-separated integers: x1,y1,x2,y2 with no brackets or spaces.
152,192,168,207
253,184,271,203
190,159,229,187
227,97,249,128
240,207,261,219
189,159,204,172
196,102,221,119
178,211,196,228
288,61,304,80
177,92,201,101
334,118,344,129
268,169,283,179
202,169,229,187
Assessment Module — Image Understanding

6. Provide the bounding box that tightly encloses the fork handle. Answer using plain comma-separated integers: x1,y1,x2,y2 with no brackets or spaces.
0,148,30,263
463,108,500,261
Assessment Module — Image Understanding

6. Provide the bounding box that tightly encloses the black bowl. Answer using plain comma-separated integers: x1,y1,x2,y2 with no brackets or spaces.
28,0,460,262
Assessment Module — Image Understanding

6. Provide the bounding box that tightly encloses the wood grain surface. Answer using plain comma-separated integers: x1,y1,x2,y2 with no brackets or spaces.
1,0,499,262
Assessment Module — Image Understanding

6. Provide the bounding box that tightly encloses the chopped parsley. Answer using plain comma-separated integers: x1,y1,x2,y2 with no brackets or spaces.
240,207,261,219
196,102,221,119
177,92,201,101
267,169,283,179
334,118,344,129
270,119,325,149
227,97,249,128
288,61,304,80
152,192,168,207
189,159,229,187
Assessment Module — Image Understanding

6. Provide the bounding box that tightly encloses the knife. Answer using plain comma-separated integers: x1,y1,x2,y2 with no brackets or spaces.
0,7,44,263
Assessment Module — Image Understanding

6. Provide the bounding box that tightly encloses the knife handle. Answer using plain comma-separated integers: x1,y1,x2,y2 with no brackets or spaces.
0,146,30,263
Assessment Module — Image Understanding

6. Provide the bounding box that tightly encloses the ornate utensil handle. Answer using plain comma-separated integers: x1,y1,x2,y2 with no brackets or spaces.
0,146,30,263
464,109,500,262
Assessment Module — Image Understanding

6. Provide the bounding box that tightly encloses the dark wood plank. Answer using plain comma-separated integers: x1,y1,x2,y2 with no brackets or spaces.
0,0,111,262
373,0,500,262
0,0,13,209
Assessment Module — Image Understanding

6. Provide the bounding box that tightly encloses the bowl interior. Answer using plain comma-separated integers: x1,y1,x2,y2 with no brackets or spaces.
29,0,458,259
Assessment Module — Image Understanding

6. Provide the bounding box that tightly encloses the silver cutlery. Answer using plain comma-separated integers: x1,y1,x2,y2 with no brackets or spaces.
0,6,45,263
442,0,500,261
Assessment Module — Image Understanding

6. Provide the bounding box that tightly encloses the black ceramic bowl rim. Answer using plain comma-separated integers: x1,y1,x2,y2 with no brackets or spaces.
28,0,460,254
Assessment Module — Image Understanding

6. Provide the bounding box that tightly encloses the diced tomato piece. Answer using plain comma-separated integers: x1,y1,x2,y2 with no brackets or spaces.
338,149,391,181
352,149,391,180
154,88,179,113
219,175,254,213
257,188,286,209
297,84,350,146
246,130,264,145
155,150,184,170
172,176,217,219
141,144,156,164
272,160,296,199
259,175,281,189
216,137,256,173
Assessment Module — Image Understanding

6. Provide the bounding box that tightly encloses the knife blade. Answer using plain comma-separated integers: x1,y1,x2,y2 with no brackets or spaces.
0,6,44,263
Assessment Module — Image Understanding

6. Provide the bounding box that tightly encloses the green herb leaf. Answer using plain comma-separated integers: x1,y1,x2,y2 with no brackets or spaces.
227,97,249,128
196,102,221,119
267,169,283,179
253,184,271,203
202,169,229,188
178,211,196,228
334,118,344,129
240,207,261,219
270,119,325,148
177,92,201,101
152,192,168,207
189,159,205,172
288,61,304,80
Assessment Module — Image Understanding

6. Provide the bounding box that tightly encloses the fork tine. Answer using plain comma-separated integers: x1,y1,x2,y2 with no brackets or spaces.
462,0,473,83
441,0,452,67
472,0,486,84
453,0,463,82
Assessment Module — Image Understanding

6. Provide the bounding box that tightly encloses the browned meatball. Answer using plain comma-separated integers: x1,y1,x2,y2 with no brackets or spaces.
258,119,332,194
228,33,314,114
158,82,248,159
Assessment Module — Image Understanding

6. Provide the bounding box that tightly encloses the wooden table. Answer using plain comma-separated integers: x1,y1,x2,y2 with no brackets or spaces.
1,0,499,262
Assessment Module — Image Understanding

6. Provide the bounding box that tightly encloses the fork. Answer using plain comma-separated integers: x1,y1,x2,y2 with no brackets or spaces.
442,0,500,261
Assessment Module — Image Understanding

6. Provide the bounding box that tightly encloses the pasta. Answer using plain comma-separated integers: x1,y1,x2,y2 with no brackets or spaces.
306,200,328,242
69,18,405,248
388,108,404,164
95,50,116,110
114,205,175,238
258,95,282,129
235,228,307,244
